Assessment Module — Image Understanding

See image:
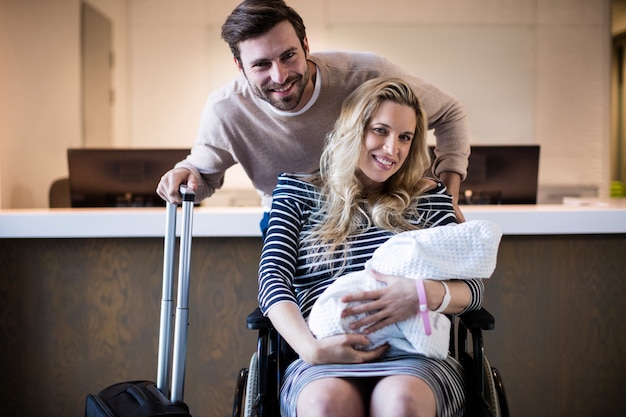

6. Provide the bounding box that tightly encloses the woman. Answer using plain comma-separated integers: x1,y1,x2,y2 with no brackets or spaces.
258,78,484,417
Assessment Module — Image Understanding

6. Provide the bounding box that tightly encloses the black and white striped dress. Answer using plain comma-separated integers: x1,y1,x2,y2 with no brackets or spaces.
259,174,484,417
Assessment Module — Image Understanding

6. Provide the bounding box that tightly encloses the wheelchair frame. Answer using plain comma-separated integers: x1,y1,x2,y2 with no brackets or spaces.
233,307,509,417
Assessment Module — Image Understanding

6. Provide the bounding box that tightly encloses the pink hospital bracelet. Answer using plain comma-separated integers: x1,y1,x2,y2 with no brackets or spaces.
415,279,432,336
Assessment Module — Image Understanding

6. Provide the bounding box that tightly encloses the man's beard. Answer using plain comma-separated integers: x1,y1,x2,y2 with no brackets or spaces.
250,65,310,111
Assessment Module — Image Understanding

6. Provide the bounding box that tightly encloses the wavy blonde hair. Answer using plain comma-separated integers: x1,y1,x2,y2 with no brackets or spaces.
306,78,433,264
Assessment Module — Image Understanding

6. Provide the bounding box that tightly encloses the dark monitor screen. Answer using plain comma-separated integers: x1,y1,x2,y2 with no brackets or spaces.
431,145,540,204
67,148,189,207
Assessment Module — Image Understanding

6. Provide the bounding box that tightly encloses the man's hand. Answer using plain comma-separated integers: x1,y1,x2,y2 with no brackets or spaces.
156,167,198,204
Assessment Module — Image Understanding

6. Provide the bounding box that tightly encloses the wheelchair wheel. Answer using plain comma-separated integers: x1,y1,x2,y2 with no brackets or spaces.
244,352,259,417
483,356,501,417
491,366,510,417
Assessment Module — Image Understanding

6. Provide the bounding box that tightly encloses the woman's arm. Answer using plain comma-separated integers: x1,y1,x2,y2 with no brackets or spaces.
259,176,389,364
339,272,483,335
423,278,472,314
267,302,388,365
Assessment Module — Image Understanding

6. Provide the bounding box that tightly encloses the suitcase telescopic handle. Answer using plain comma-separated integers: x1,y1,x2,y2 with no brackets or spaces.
157,185,195,402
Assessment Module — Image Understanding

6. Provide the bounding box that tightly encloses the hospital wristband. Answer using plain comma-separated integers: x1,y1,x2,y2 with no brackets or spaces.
415,279,432,336
433,281,451,313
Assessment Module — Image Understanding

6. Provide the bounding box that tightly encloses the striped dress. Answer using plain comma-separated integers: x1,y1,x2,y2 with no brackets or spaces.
258,174,484,417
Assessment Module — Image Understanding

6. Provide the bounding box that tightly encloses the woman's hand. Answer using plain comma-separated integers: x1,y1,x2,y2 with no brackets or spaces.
301,334,389,365
339,270,419,335
267,302,388,366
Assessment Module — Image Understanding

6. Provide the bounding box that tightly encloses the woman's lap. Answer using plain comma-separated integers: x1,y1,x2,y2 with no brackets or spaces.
280,354,466,417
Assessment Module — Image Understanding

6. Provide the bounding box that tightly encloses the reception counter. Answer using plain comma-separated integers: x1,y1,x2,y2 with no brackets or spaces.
1,199,626,238
1,202,625,417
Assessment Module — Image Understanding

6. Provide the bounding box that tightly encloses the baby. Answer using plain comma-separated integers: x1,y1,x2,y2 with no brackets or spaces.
307,220,502,359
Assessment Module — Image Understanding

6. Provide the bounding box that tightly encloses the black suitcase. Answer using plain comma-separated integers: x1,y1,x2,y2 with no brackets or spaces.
85,187,196,417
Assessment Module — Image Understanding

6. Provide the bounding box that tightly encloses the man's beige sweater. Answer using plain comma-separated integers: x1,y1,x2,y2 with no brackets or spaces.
177,51,470,208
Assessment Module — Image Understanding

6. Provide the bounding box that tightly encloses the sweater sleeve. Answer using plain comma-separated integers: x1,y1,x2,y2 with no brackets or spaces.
173,93,240,201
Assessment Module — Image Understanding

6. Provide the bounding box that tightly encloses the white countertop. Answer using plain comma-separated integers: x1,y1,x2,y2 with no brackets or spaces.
1,200,625,238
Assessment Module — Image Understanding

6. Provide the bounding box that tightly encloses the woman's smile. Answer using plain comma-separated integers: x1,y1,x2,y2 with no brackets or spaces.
373,155,396,169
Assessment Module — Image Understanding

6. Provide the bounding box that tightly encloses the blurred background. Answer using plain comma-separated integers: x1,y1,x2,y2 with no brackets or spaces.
0,0,623,208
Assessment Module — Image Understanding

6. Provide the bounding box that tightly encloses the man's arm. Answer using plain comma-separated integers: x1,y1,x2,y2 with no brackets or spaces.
439,171,465,222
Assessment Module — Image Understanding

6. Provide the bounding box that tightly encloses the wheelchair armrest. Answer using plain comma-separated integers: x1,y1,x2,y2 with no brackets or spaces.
458,307,495,332
247,307,272,330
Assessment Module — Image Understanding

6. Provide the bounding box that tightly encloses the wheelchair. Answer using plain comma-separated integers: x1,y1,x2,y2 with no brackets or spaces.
233,307,509,417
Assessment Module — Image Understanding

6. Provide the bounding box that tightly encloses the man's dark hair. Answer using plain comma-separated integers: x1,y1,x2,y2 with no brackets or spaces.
221,0,307,61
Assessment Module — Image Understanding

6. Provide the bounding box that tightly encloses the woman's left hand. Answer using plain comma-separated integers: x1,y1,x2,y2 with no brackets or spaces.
339,269,418,334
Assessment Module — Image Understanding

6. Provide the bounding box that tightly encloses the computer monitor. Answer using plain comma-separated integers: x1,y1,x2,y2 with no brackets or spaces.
430,145,540,204
67,148,190,207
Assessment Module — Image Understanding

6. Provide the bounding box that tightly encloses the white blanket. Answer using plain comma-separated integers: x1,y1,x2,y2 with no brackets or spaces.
307,220,502,359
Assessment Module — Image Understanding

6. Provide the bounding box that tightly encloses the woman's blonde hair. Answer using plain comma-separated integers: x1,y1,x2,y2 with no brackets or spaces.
306,78,432,264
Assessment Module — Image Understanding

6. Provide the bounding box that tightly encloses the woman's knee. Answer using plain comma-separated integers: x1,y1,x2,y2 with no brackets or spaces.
370,375,436,417
297,378,365,417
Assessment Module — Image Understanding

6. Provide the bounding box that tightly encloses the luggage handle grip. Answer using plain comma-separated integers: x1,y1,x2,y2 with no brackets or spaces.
179,184,195,202
127,384,149,406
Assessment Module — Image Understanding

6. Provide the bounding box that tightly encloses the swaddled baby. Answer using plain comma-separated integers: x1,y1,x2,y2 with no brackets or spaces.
307,220,502,359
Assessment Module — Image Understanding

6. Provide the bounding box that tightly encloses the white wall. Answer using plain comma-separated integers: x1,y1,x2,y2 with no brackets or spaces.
0,0,128,208
0,0,81,209
0,0,613,208
85,0,129,147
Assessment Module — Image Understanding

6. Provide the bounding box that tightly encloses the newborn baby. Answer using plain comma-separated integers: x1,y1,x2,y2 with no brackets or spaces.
307,220,502,359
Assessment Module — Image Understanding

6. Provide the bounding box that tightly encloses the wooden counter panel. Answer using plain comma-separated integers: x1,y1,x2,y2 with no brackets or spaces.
1,234,625,416
484,234,626,417
0,237,262,417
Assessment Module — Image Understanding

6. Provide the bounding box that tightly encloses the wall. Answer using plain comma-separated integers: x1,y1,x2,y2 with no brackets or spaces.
82,0,130,148
0,0,81,209
612,0,626,186
613,0,626,32
0,0,128,209
0,0,613,207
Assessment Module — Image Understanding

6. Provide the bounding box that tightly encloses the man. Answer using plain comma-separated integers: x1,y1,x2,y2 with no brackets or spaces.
157,0,470,223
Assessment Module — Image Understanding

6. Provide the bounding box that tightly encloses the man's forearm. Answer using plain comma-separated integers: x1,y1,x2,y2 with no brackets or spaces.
439,172,460,202
439,171,465,222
